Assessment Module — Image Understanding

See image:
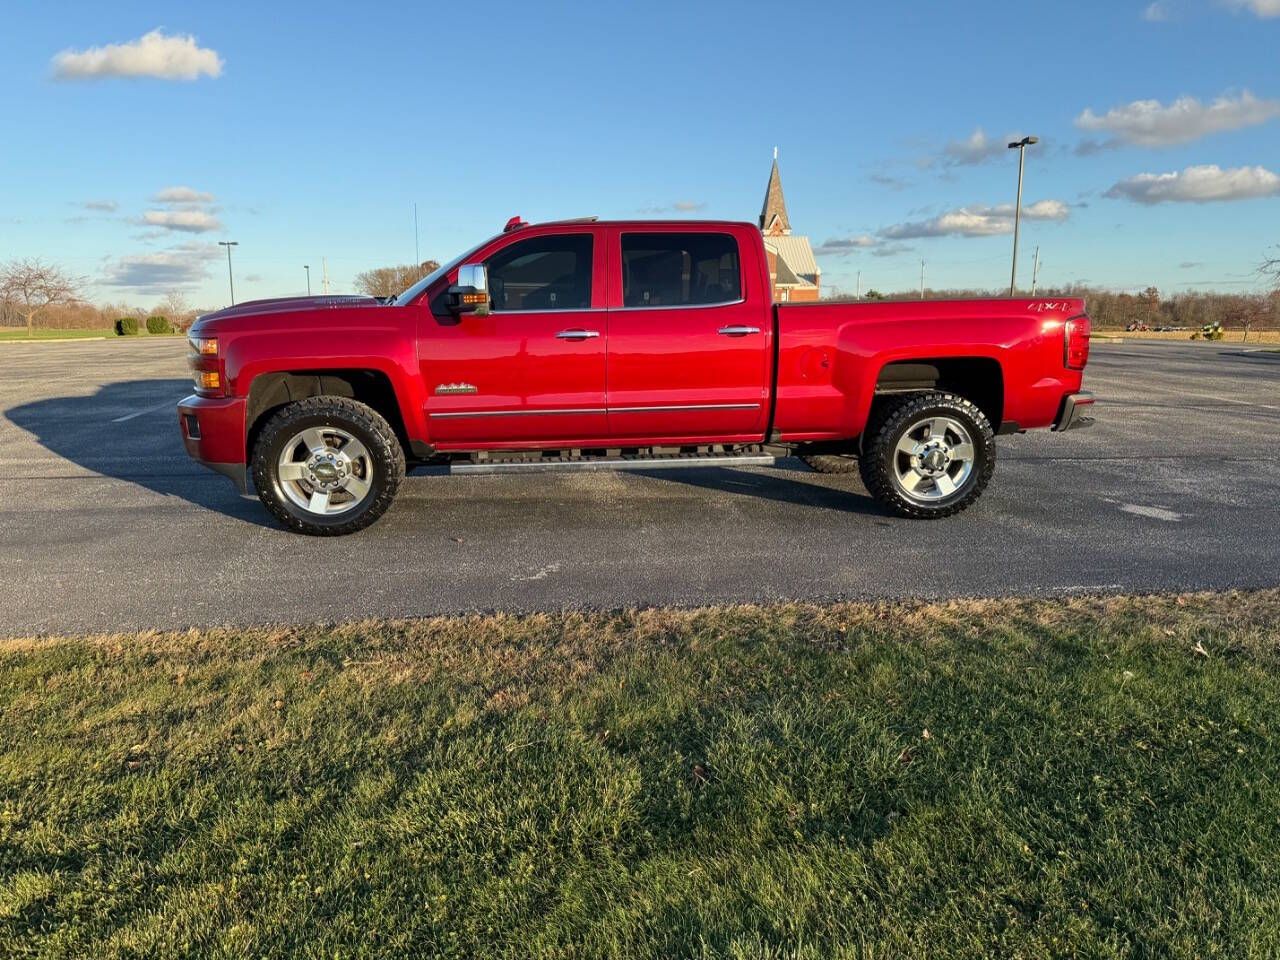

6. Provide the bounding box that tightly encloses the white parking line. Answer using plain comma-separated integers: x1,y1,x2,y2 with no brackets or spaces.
1177,390,1279,412
1119,504,1183,522
112,397,183,423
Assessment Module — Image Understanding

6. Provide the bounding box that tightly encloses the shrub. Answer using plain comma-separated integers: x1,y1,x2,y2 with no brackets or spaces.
114,317,139,336
146,316,171,335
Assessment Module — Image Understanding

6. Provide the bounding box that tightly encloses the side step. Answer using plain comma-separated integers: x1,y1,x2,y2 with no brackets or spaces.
451,453,778,475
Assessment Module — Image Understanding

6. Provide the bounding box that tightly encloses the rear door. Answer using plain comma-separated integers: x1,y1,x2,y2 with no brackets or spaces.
604,228,769,441
418,231,608,445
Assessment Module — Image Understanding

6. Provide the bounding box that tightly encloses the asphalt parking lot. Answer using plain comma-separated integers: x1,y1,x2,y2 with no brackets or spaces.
2,336,1278,634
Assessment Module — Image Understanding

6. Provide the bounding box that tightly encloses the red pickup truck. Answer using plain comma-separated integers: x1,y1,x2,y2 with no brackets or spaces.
179,217,1093,535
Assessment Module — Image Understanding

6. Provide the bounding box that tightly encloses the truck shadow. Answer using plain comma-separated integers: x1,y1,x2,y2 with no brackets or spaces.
5,378,274,527
7,379,884,528
634,460,884,516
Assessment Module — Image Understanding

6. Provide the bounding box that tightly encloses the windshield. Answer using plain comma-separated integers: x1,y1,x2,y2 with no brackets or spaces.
391,235,495,305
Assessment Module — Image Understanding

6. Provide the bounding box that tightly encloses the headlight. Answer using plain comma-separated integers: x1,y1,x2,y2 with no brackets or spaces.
189,336,218,356
188,336,223,395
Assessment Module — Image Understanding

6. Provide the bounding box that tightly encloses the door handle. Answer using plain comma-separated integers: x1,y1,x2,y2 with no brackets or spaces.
718,325,760,337
556,329,600,340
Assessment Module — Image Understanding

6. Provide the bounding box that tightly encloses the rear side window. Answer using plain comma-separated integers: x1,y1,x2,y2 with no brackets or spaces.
485,234,593,311
622,233,741,308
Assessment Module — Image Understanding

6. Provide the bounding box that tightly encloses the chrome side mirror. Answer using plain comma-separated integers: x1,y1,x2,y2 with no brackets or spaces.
448,263,489,315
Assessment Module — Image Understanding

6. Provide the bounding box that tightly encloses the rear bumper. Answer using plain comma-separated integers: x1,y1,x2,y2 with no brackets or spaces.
177,394,249,493
1052,391,1095,432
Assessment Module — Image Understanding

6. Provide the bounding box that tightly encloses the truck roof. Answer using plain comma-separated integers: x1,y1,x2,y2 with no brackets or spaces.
512,216,757,231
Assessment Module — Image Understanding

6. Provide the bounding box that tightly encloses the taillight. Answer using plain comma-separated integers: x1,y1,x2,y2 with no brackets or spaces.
188,336,224,395
1064,315,1090,370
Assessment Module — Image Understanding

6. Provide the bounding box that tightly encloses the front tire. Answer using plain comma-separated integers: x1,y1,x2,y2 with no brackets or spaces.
858,392,994,519
252,396,405,535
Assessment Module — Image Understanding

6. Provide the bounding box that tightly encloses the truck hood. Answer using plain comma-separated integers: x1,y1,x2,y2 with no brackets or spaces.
196,295,383,323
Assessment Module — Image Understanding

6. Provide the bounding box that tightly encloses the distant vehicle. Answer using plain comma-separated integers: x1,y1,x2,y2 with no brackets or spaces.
179,218,1094,534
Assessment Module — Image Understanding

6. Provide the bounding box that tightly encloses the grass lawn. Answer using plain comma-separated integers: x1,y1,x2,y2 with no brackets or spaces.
3,592,1279,958
0,328,113,341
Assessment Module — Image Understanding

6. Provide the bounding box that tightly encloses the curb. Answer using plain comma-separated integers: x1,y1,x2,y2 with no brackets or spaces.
0,336,110,344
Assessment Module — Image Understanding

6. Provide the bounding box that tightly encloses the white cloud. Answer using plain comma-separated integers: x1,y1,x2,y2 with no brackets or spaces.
638,201,707,214
1105,164,1280,204
939,128,1005,166
153,186,216,204
868,172,910,190
141,209,223,233
103,244,221,293
1143,1,1172,20
1075,91,1280,147
815,235,877,256
1224,0,1280,17
78,199,118,212
138,186,222,232
52,30,223,81
880,200,1070,239
871,243,913,259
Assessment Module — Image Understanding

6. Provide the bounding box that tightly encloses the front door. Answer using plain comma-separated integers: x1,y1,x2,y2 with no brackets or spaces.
419,232,607,445
605,229,769,441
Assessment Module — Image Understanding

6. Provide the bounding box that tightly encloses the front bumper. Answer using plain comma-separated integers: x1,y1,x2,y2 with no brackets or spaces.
177,394,249,493
1052,391,1095,432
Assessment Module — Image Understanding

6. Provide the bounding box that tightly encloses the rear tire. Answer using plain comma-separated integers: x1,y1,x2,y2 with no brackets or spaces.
858,392,994,519
252,396,405,535
801,453,860,474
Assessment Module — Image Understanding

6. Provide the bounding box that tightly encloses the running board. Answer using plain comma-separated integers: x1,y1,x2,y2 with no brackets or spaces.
451,453,778,475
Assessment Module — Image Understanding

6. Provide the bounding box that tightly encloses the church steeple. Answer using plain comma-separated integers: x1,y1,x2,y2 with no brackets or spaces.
759,147,791,236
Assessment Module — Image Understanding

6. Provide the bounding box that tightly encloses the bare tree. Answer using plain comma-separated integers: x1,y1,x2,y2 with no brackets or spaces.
159,290,195,330
1262,246,1280,288
1138,286,1160,328
0,258,84,334
353,260,441,299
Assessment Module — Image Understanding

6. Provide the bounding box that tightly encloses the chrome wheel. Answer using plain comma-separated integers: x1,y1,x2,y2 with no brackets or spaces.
276,426,374,515
891,415,975,502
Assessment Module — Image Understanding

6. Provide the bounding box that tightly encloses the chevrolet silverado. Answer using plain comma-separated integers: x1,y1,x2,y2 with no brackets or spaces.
178,217,1093,535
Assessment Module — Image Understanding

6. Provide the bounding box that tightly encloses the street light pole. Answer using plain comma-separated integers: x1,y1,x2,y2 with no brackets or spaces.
218,241,238,305
304,264,311,296
1007,136,1038,297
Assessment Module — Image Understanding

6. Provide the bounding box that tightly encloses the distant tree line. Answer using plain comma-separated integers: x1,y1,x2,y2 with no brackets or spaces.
353,260,441,299
824,285,1279,334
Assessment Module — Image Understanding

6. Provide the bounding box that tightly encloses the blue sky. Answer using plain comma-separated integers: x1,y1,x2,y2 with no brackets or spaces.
2,0,1278,307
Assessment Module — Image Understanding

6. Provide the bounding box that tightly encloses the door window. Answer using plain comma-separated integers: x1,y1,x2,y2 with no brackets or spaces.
621,233,741,308
485,234,593,311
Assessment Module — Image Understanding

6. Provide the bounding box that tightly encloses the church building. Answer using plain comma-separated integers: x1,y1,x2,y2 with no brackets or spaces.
759,151,820,302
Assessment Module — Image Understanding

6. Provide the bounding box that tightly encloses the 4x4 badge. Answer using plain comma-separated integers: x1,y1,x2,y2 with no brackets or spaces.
435,383,478,395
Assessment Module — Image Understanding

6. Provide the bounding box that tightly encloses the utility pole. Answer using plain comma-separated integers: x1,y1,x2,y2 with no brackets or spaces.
322,258,330,295
414,202,420,266
920,259,925,299
218,241,238,305
1030,246,1040,295
304,264,311,296
856,270,861,299
1007,136,1039,296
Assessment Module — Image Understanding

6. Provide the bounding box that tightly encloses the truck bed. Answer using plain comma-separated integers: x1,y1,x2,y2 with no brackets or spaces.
770,297,1087,441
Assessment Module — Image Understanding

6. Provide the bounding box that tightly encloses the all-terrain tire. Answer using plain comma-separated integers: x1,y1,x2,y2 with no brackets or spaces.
801,453,860,474
858,392,995,519
252,396,406,536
